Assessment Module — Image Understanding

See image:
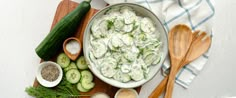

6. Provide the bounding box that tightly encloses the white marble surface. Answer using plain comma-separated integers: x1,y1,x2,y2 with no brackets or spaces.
0,0,235,98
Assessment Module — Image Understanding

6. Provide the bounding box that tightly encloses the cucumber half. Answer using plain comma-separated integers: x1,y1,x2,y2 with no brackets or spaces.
57,53,70,68
66,69,81,84
76,56,88,70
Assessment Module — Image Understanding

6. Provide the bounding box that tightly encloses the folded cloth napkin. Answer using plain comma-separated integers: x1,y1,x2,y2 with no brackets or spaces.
104,0,215,88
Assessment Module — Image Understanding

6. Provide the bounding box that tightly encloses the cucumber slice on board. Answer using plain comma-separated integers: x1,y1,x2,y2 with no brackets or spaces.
76,56,88,70
77,83,90,92
66,69,81,84
80,70,93,83
57,53,70,68
64,62,77,72
81,80,95,90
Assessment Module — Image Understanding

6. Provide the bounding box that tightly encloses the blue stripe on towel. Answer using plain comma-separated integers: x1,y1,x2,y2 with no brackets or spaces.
165,0,202,25
176,78,188,86
176,68,184,79
145,0,152,10
163,20,170,32
184,66,197,76
193,0,215,29
178,0,202,30
203,54,209,58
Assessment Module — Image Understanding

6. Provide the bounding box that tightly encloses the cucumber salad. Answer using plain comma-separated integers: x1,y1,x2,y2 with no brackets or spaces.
89,6,162,82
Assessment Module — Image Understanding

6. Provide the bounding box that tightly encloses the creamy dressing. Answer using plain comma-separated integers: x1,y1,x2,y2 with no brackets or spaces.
116,89,137,98
89,6,162,82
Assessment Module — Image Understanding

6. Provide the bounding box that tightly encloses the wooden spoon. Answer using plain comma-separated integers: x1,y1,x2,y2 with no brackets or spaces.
63,37,82,61
148,31,210,98
164,31,211,98
163,24,193,98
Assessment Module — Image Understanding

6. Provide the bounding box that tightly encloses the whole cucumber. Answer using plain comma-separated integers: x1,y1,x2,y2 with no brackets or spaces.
35,0,91,60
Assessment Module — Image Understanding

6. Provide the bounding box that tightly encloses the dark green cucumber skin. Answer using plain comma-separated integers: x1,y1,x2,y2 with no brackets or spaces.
35,1,91,60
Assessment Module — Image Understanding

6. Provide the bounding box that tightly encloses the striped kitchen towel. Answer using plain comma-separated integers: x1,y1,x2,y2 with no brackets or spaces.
104,0,215,88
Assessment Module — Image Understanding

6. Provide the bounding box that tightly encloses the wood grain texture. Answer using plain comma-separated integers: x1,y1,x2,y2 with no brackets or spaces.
148,31,211,98
165,24,193,98
33,0,141,97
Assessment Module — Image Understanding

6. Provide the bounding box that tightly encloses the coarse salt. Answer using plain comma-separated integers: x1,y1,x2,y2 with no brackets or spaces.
66,40,80,55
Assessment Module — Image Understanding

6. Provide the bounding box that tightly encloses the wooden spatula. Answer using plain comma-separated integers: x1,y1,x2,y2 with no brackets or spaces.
148,31,212,98
164,31,211,98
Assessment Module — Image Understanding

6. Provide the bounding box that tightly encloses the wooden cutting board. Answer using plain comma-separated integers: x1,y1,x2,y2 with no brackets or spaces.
33,0,141,97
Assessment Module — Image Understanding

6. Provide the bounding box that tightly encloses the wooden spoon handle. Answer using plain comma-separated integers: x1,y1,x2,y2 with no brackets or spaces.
164,65,179,98
149,61,187,98
148,76,168,98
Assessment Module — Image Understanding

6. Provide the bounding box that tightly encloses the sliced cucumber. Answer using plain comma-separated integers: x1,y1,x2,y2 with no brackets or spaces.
76,56,88,70
137,32,147,41
122,24,134,33
91,20,108,38
113,70,131,83
80,70,93,83
129,65,144,81
152,54,161,65
89,51,97,64
100,62,117,78
91,19,102,38
145,40,162,50
66,69,81,84
143,53,158,66
81,80,95,90
77,83,90,92
120,64,131,73
64,62,77,72
114,18,124,31
112,52,122,61
108,39,117,51
91,40,107,58
121,7,136,24
57,53,70,68
111,36,123,48
119,57,130,65
142,49,154,59
121,34,133,46
124,50,138,62
141,17,155,33
123,11,136,24
102,57,117,67
120,6,133,13
100,20,109,31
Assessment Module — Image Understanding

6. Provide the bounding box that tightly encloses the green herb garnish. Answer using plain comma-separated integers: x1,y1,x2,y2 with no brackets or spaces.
25,78,89,98
107,20,114,30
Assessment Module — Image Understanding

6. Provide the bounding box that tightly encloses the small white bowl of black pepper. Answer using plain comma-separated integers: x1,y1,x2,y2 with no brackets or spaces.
36,61,63,87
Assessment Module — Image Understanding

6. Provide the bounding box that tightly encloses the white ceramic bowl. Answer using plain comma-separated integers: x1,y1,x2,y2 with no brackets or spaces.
36,61,63,87
83,3,168,88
